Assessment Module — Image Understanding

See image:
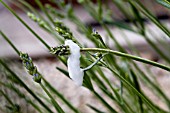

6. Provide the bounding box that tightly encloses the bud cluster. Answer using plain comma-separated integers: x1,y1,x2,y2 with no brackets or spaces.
20,52,42,83
27,12,50,32
50,45,70,56
55,21,73,40
91,29,102,40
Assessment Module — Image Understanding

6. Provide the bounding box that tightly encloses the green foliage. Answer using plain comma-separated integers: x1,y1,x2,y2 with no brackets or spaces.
0,0,170,113
156,0,170,9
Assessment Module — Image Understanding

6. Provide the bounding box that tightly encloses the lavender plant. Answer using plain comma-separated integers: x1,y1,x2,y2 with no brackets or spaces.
1,0,170,113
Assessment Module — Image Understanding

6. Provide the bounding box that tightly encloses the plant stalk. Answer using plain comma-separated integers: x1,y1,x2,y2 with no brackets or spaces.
81,48,170,72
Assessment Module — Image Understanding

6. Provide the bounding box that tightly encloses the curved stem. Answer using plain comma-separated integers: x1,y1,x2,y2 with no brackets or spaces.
82,53,107,71
81,48,170,72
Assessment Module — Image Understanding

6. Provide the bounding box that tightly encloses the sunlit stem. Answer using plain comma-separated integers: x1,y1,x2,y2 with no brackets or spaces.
82,53,107,71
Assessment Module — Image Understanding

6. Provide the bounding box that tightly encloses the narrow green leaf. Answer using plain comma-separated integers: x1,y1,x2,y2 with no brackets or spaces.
0,90,15,106
93,90,118,113
130,0,170,39
0,82,43,113
97,0,103,21
43,78,80,113
83,72,94,91
157,0,170,9
106,66,159,113
0,59,53,113
40,83,64,113
0,31,20,55
35,0,55,25
56,67,69,78
87,104,105,113
104,21,135,32
0,0,50,49
130,69,144,113
129,2,145,34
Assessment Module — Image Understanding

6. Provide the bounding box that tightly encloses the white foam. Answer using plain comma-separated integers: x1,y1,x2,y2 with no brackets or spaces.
65,40,84,86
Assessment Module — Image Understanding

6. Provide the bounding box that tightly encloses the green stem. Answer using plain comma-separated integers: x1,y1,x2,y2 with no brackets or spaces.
112,0,131,20
43,78,80,113
1,30,69,112
80,48,170,72
101,24,125,52
40,82,65,113
106,66,159,113
34,0,63,42
133,62,170,110
0,90,14,106
0,81,43,113
18,0,50,26
92,90,118,113
0,0,50,50
0,59,53,113
0,31,20,55
0,90,22,113
35,0,55,26
129,0,170,38
143,35,170,63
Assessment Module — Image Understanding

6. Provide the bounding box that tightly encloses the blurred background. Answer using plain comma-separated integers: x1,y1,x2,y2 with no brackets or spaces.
1,0,170,58
1,0,170,113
